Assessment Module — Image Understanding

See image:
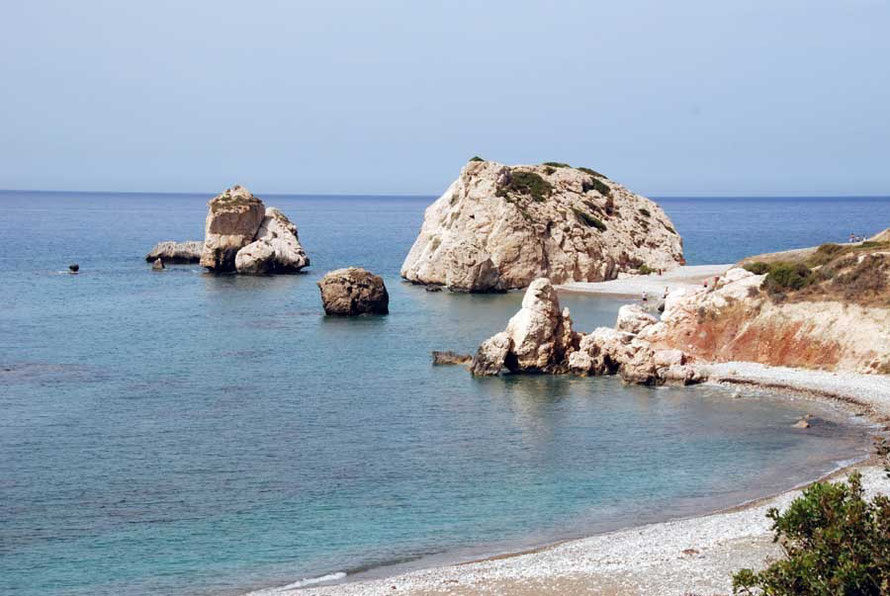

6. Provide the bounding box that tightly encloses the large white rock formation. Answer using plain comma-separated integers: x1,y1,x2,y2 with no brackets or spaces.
199,185,309,274
402,160,684,292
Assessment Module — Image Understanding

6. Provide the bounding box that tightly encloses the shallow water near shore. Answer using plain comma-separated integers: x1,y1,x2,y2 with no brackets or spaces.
2,191,888,595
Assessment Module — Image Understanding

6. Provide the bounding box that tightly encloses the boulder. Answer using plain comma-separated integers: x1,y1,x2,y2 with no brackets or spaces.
151,258,165,271
616,304,658,334
401,159,684,292
470,332,512,376
317,268,389,315
145,241,203,264
250,208,309,272
200,185,267,272
68,264,79,273
234,240,276,274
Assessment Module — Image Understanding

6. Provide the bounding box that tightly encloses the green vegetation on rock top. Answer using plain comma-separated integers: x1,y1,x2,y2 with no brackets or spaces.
577,166,606,178
496,171,553,202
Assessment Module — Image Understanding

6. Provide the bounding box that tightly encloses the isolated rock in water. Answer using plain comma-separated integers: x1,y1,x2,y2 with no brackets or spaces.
317,268,389,315
145,241,203,264
472,279,579,375
431,351,472,365
200,185,267,272
68,264,79,273
152,258,165,271
401,159,684,291
234,240,276,274
792,419,811,429
251,208,310,272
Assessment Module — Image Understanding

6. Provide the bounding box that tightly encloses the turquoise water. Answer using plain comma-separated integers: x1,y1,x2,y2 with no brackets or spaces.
2,192,888,595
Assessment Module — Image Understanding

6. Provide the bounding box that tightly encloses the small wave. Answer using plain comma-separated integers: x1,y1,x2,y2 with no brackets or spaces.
280,572,346,589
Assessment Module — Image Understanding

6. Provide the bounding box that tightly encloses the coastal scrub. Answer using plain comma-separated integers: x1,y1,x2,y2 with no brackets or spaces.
732,442,890,595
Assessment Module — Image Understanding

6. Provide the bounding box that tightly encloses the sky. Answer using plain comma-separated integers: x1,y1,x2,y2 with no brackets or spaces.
1,0,888,196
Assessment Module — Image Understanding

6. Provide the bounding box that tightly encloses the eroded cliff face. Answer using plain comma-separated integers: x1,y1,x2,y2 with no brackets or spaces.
649,265,890,375
401,160,684,292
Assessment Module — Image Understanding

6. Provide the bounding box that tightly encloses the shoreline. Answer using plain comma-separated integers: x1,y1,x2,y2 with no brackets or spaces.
557,264,732,298
247,364,890,595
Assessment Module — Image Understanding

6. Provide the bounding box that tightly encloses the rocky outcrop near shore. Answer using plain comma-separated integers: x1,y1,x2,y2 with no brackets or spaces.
145,241,203,264
470,278,699,385
199,185,309,274
401,159,684,292
317,267,389,315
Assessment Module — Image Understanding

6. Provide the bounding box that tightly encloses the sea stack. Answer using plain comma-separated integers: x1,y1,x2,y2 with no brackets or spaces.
401,159,684,292
317,268,389,315
199,185,309,274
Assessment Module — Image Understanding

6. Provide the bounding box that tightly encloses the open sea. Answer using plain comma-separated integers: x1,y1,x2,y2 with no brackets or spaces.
2,192,889,595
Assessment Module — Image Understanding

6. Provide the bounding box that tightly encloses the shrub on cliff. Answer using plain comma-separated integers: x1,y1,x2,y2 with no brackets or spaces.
764,262,815,293
744,262,771,275
732,441,890,595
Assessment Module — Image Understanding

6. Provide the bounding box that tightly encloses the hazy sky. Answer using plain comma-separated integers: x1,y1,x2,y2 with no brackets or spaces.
2,0,888,196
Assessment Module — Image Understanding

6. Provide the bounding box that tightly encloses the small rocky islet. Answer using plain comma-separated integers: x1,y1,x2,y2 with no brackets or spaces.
145,185,309,274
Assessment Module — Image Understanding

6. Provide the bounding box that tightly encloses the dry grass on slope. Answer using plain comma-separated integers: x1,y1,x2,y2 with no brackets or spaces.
743,242,890,308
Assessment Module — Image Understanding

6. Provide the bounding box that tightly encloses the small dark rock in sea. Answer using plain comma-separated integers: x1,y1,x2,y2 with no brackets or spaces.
425,285,443,293
431,351,472,366
68,264,79,273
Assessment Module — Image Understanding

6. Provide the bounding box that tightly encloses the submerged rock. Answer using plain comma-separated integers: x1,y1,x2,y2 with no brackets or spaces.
317,268,389,315
431,351,472,366
145,241,203,264
401,159,684,292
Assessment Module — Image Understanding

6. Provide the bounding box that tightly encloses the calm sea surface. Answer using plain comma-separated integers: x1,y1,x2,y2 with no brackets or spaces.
2,192,888,595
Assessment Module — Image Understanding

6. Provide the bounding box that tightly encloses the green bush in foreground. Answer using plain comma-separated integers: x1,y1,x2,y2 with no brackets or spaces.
733,440,890,595
469,156,485,162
